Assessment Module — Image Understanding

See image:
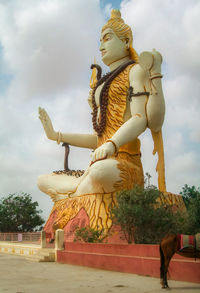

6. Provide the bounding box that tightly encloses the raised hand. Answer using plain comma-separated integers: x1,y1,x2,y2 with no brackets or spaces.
38,107,57,141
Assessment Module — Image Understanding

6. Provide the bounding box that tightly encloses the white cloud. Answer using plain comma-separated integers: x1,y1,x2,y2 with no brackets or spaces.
0,0,103,99
169,151,198,174
166,151,200,193
104,3,113,17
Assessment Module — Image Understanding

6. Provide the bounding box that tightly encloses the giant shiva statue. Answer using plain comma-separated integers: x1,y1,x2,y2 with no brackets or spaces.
38,10,165,200
37,10,174,233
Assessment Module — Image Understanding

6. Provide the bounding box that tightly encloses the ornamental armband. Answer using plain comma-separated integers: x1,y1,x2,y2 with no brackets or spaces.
150,73,163,80
127,86,150,102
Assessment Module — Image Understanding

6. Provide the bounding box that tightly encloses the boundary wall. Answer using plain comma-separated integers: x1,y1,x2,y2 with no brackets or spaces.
57,242,200,283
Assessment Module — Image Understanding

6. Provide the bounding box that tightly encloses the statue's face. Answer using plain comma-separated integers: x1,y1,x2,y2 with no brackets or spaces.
100,28,128,66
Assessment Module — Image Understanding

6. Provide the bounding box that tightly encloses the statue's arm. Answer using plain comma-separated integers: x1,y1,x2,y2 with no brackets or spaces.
111,64,148,148
61,132,97,149
38,107,97,149
140,50,165,132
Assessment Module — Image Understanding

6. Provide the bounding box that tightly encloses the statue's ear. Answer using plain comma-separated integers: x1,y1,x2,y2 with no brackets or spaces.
125,38,130,50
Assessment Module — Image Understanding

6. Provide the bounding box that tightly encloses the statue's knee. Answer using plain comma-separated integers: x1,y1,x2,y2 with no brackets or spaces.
89,165,105,184
89,160,115,185
37,175,47,191
38,175,58,196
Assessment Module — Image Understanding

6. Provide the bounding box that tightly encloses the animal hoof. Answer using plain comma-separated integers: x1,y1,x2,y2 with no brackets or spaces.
162,285,170,290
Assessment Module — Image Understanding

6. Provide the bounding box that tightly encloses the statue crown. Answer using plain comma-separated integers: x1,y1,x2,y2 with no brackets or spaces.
110,9,122,20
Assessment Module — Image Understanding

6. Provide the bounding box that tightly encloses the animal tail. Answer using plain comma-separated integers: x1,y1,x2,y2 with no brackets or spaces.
159,244,165,279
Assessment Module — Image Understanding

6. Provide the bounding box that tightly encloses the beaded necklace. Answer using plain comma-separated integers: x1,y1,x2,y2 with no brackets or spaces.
91,60,135,136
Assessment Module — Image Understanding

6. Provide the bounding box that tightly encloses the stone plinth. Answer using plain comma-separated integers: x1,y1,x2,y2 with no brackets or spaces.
43,191,185,243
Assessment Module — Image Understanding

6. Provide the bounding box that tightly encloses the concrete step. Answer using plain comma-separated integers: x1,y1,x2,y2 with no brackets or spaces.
27,248,55,262
0,242,55,262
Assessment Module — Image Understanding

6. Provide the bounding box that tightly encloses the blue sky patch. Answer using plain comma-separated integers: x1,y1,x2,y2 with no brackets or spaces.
100,0,121,10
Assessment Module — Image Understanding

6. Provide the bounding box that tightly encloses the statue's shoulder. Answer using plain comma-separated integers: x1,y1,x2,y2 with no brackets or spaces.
129,63,147,85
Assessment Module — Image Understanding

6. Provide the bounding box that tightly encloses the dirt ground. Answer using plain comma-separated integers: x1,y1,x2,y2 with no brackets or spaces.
0,253,199,293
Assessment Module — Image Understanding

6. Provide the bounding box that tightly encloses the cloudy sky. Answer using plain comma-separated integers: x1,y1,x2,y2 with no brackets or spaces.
0,0,199,220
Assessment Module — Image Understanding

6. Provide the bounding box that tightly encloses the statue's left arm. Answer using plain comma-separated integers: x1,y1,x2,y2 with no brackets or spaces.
91,64,148,162
141,49,165,132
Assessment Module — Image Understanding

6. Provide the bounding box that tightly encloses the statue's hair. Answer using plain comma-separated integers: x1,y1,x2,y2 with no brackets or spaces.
102,10,138,63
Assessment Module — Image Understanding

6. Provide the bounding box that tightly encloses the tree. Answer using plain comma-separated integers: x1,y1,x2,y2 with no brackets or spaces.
111,185,187,244
0,193,45,232
180,184,200,234
180,184,200,208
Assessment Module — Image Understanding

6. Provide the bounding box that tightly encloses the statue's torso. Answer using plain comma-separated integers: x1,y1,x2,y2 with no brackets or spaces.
94,78,131,124
95,64,141,156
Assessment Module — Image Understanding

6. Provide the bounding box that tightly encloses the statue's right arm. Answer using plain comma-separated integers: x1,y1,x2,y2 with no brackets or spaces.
61,133,97,149
38,107,97,149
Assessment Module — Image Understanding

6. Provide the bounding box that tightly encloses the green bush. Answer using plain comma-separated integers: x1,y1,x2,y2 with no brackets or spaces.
187,193,200,234
111,185,188,244
74,226,106,243
180,184,200,234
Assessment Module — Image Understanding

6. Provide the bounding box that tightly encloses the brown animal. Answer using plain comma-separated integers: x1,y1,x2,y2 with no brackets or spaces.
160,233,200,289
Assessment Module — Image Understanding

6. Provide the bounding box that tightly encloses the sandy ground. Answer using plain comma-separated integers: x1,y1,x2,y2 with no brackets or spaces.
0,253,199,293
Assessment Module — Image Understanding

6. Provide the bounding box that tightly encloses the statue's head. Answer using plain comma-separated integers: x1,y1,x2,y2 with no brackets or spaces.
100,9,138,66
